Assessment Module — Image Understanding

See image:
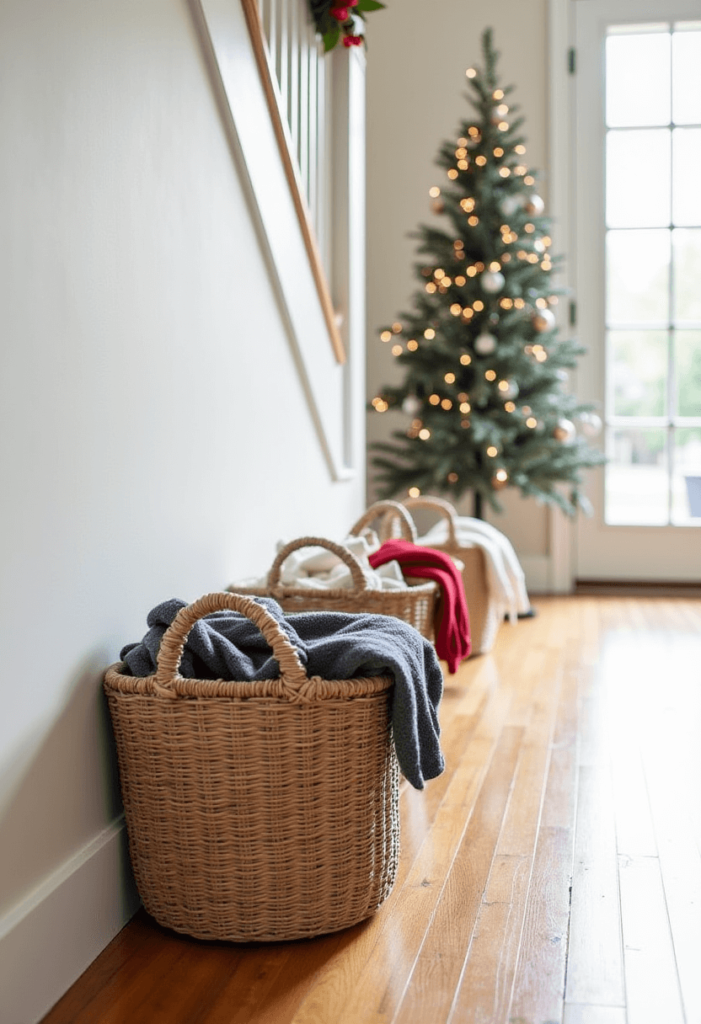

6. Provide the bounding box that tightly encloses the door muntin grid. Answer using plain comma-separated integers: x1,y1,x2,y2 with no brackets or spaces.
604,21,701,525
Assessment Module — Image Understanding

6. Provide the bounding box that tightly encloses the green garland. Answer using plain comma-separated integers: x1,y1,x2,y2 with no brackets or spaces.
309,0,385,52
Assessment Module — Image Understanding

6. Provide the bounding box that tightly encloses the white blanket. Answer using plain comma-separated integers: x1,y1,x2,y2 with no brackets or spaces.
419,517,530,622
236,531,410,593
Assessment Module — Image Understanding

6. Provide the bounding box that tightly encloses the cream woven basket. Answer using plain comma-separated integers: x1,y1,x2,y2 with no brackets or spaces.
231,501,437,640
104,592,400,943
382,496,501,656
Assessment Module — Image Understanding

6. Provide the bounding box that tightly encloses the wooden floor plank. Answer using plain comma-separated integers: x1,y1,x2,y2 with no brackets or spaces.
565,765,625,1008
540,663,579,833
71,932,238,1024
285,682,517,1024
39,912,181,1024
450,652,562,1023
508,825,574,1024
611,739,657,859
392,728,524,1024
333,727,524,1024
508,638,581,1024
448,900,522,1024
204,932,360,1024
618,855,685,1024
642,683,701,1024
563,1006,627,1024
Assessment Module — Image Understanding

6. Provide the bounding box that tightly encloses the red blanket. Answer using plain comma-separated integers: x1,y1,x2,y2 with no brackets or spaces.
369,540,471,673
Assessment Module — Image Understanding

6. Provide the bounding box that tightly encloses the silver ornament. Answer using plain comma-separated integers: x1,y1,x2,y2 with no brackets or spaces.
524,194,545,216
532,308,556,332
474,331,497,355
402,395,422,416
577,411,603,437
553,418,576,444
500,194,523,216
481,270,505,294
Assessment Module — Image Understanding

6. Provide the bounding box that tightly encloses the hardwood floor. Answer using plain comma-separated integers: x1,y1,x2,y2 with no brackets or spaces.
41,596,701,1024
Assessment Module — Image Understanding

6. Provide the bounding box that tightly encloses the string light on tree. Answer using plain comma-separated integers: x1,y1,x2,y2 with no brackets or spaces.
370,28,604,517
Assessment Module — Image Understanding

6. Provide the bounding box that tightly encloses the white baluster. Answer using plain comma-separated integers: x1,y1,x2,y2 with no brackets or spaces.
298,12,310,193
275,0,288,123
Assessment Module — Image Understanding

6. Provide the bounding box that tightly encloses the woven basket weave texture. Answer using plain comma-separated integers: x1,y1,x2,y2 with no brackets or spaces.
104,592,399,943
230,501,437,640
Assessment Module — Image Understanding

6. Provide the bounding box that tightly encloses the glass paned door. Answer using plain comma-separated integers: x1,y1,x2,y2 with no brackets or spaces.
574,0,701,581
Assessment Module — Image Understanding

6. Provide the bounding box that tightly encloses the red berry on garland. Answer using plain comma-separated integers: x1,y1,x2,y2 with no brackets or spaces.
342,33,363,46
347,0,358,5
330,6,349,20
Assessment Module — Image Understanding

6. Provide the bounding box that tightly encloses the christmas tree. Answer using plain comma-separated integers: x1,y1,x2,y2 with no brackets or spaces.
370,29,604,518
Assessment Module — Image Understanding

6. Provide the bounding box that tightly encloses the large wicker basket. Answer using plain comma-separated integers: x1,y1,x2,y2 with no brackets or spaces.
230,501,437,640
382,496,501,656
104,592,399,943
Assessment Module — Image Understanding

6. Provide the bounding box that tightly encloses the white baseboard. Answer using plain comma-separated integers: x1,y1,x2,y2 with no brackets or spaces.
0,816,140,1024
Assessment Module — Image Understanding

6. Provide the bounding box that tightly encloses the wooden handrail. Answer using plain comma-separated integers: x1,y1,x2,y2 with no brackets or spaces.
240,0,346,364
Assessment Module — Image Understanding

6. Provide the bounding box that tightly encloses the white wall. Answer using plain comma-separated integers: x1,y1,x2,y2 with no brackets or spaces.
365,0,553,577
0,1,365,1019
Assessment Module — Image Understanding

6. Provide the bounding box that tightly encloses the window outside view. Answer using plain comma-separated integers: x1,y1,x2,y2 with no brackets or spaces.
605,22,701,525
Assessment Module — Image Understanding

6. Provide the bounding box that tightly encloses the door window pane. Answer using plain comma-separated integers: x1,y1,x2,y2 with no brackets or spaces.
676,331,701,416
606,31,671,127
607,129,670,227
673,229,701,322
609,330,667,416
605,428,669,524
673,427,701,522
672,28,701,125
672,129,701,226
600,21,701,530
607,229,670,323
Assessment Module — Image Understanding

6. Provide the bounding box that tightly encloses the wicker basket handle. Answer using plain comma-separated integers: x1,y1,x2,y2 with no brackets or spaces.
349,500,418,543
154,592,308,698
266,536,370,593
402,495,459,546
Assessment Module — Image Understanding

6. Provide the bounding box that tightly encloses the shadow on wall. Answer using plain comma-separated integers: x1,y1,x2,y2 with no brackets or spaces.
0,650,128,918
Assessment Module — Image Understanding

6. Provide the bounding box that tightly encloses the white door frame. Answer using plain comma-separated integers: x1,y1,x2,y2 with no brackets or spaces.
568,0,701,583
547,0,577,592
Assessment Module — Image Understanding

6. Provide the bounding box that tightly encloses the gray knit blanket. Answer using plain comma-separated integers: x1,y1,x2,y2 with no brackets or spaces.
119,598,445,790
